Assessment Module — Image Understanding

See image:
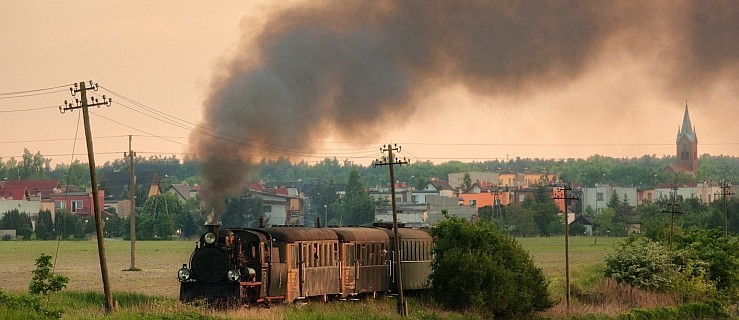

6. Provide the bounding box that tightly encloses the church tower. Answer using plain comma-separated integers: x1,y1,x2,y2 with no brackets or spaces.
674,103,698,174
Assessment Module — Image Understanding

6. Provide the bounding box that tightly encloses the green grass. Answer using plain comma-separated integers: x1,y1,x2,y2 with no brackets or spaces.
0,236,627,319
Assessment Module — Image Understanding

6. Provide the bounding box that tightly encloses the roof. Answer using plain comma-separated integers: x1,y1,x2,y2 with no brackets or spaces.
167,183,191,199
0,187,27,200
263,227,339,242
428,180,453,191
0,179,60,199
572,215,594,225
376,227,432,240
101,170,159,201
665,163,694,175
330,227,390,242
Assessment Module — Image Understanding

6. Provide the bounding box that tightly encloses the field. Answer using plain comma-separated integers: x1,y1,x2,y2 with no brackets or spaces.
0,236,627,319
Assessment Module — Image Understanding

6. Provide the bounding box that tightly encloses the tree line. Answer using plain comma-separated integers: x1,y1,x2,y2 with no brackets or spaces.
4,150,739,192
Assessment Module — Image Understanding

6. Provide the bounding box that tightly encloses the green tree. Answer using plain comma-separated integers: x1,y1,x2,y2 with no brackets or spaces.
462,173,473,192
19,149,50,180
35,210,54,240
222,190,263,228
429,216,552,318
28,253,68,296
503,205,538,237
524,185,560,236
342,169,375,226
0,210,33,239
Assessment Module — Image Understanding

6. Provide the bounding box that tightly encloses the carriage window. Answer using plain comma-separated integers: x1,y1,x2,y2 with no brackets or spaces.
306,244,312,267
288,244,297,268
348,245,355,265
334,243,339,266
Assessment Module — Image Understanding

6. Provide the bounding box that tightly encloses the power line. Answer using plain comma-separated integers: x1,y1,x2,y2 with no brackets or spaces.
0,84,71,96
0,105,59,113
96,88,379,155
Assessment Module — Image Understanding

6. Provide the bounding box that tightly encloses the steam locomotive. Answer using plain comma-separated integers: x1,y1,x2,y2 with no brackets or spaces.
177,223,432,304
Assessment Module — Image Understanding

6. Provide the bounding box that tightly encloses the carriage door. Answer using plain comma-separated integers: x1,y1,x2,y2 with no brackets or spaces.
298,242,305,297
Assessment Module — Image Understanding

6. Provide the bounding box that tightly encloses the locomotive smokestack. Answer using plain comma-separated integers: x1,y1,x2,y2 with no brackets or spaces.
259,216,265,228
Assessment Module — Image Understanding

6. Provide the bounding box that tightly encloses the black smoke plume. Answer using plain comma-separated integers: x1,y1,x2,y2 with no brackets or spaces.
190,0,739,221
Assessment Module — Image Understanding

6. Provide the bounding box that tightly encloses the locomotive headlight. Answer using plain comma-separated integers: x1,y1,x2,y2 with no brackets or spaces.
203,232,216,245
177,265,191,282
227,269,241,282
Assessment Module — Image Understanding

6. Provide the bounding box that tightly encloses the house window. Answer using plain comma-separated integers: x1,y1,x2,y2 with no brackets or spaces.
54,201,65,211
71,200,83,213
263,205,272,213
468,199,477,206
596,193,604,201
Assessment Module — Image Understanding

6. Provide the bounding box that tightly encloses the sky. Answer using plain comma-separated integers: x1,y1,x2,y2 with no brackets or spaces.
1,0,739,173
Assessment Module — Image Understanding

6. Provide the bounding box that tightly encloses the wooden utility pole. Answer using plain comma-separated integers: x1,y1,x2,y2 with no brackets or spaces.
373,144,409,317
124,135,137,270
716,180,734,236
552,184,580,310
59,81,114,313
662,185,681,250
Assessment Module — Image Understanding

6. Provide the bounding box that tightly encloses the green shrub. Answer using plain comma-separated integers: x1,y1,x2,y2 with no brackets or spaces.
604,236,677,291
29,253,68,296
0,289,63,319
674,227,739,299
429,216,552,318
604,235,716,299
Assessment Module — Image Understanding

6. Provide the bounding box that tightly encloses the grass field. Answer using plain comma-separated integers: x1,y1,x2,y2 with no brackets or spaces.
0,236,624,297
0,239,194,298
0,236,627,319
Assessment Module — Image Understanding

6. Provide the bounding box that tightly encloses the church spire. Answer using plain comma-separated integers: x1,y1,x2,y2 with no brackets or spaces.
676,102,697,143
681,102,693,134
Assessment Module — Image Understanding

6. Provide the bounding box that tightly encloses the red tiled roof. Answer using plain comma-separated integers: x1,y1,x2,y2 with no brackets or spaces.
665,163,694,175
246,182,264,191
1,179,60,198
0,188,26,200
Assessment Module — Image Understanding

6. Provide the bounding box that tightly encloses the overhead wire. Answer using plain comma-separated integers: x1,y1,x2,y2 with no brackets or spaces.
3,84,739,163
97,87,378,155
53,107,82,275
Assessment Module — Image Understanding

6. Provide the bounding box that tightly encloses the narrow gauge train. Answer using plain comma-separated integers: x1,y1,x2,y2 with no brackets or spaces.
177,223,432,304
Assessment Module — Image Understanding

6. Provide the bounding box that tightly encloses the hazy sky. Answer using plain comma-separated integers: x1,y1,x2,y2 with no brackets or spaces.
1,1,738,170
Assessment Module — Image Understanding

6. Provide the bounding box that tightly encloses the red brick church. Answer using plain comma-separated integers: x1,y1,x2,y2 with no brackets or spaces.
666,103,698,176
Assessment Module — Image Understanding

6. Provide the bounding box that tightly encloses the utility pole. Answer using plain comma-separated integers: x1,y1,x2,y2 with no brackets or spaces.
59,81,114,313
373,144,409,317
491,185,503,219
124,135,137,270
661,185,681,251
716,180,734,236
552,184,580,310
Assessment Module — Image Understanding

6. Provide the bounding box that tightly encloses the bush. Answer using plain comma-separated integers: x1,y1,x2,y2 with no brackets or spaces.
29,253,68,296
674,227,739,299
604,235,715,298
604,236,677,291
429,216,552,318
0,289,63,319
